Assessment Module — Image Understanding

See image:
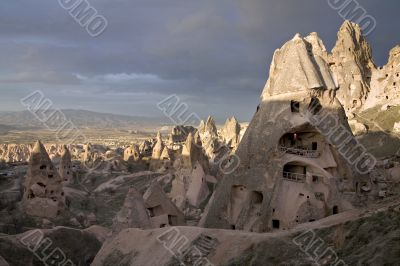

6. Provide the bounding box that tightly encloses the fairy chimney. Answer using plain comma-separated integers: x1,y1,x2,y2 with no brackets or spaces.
22,141,65,218
112,187,152,234
59,145,73,182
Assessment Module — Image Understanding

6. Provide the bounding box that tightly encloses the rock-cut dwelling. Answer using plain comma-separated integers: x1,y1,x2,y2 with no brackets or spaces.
201,33,370,232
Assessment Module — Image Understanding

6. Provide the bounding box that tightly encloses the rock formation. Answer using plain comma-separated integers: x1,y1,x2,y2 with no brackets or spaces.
123,144,141,162
22,141,65,218
186,162,210,207
198,116,220,159
151,132,164,160
0,144,31,163
328,21,376,114
139,139,153,157
219,116,241,150
202,32,369,232
365,45,400,109
160,147,171,161
181,132,209,171
112,187,152,234
92,202,400,266
143,183,185,227
0,226,105,266
168,125,197,145
83,143,96,164
59,145,73,182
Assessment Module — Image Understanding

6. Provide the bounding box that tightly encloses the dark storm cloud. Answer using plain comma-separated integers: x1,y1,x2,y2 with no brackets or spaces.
0,0,399,121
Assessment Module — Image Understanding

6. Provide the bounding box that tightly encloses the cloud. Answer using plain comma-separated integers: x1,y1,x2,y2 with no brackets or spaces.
76,72,162,83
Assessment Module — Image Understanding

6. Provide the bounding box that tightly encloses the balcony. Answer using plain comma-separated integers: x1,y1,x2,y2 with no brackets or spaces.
279,146,320,158
282,171,306,182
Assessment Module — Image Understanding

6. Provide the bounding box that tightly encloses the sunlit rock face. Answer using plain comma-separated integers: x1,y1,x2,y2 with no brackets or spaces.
181,132,209,172
22,140,65,218
124,144,141,162
365,45,400,109
59,145,73,182
0,144,31,163
151,132,164,160
202,32,364,232
219,116,241,151
328,21,376,114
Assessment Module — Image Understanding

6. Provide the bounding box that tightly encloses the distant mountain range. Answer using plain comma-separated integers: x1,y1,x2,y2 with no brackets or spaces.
0,109,167,130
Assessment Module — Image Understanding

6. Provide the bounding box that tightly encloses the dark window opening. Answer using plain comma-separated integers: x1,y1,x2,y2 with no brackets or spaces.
48,175,53,178
291,101,300,113
251,191,263,204
386,96,389,99
272,219,280,229
283,164,306,175
312,142,318,151
160,224,167,228
333,206,339,215
231,225,236,230
40,165,46,170
168,215,178,225
312,176,319,183
309,219,315,222
148,208,155,217
309,97,322,115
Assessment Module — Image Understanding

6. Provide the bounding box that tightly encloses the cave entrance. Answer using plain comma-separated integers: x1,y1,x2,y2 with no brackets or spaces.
272,219,280,229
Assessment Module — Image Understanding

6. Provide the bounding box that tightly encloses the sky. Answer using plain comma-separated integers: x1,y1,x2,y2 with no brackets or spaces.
0,0,399,122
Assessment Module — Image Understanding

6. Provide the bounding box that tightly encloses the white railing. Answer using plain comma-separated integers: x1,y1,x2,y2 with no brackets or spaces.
282,171,306,182
279,146,320,158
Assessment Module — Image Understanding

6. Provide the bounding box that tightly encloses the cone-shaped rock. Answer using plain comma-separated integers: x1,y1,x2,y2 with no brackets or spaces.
23,140,65,218
112,187,152,234
143,183,185,227
59,145,72,182
329,20,376,113
202,32,369,232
